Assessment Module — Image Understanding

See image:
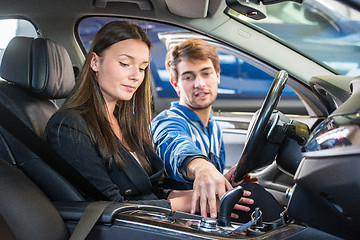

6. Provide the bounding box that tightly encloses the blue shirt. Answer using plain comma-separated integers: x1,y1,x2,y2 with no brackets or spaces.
151,102,225,183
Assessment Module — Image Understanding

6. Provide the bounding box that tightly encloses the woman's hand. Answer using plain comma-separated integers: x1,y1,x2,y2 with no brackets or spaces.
168,189,254,219
168,190,194,212
231,189,254,218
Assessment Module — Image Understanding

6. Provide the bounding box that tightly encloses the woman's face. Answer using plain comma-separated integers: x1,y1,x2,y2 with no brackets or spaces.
90,39,150,105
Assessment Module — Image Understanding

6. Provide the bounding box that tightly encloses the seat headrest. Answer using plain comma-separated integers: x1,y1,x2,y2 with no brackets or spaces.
0,37,75,99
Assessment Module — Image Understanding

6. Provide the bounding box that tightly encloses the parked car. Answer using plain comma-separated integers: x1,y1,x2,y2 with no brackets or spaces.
0,0,359,239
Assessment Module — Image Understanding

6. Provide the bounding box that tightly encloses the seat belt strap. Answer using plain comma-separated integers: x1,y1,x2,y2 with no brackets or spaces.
69,201,113,240
0,102,108,201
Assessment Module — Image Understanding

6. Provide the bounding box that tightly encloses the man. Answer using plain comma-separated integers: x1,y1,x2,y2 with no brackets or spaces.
151,39,283,220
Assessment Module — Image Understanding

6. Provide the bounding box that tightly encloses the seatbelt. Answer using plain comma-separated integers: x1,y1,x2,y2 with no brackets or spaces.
0,102,108,201
69,201,114,240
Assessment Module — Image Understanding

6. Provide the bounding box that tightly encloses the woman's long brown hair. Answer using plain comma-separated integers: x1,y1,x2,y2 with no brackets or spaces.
60,21,153,174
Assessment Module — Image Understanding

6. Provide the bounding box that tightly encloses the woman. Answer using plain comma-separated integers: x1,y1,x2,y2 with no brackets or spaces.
46,21,193,211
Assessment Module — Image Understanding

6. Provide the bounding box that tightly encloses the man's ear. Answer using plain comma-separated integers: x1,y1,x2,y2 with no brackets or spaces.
216,70,221,84
90,52,99,72
170,78,180,97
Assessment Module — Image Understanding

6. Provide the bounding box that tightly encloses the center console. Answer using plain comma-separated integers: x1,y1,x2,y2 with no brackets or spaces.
55,185,341,239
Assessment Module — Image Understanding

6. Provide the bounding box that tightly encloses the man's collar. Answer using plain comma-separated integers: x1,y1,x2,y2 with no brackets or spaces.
171,101,213,123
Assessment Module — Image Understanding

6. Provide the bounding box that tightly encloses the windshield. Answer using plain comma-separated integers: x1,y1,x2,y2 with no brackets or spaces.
226,0,360,76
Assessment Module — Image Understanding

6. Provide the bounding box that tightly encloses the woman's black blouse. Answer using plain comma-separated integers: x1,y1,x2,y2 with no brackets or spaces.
46,109,171,209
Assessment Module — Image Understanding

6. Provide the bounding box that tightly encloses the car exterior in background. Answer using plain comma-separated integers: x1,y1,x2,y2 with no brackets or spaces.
78,17,304,115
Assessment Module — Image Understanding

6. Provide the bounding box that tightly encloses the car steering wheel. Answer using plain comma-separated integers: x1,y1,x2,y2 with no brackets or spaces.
233,70,289,182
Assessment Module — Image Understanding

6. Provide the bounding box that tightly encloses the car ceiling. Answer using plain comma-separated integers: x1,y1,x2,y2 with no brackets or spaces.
0,0,334,85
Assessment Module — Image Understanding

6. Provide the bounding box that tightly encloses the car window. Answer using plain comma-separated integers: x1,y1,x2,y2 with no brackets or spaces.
0,19,37,68
226,0,360,76
78,17,304,115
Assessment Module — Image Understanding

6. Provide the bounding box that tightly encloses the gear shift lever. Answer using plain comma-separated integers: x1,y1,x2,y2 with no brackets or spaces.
217,185,244,227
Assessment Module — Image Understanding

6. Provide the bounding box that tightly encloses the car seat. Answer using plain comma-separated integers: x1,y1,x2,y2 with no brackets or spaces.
0,157,69,240
0,36,84,201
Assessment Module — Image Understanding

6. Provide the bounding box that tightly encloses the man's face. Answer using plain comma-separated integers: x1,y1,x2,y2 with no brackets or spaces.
171,58,220,111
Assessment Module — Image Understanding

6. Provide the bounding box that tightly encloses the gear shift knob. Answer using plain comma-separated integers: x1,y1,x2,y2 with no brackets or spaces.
217,185,244,227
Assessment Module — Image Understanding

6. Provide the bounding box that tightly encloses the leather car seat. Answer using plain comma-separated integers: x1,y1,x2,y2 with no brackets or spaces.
0,37,84,201
0,158,69,240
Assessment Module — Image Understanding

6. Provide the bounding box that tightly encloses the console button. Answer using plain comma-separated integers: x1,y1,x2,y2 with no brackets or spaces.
200,218,217,229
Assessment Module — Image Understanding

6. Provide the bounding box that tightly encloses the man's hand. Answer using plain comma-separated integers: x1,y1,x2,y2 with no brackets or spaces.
224,164,258,186
242,174,258,184
224,164,237,184
187,158,232,218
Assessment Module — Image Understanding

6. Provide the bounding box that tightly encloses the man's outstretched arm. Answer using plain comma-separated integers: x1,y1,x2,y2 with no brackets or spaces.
187,158,232,218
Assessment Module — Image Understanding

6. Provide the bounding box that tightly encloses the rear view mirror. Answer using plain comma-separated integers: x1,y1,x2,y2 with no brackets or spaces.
226,0,302,20
226,0,267,20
